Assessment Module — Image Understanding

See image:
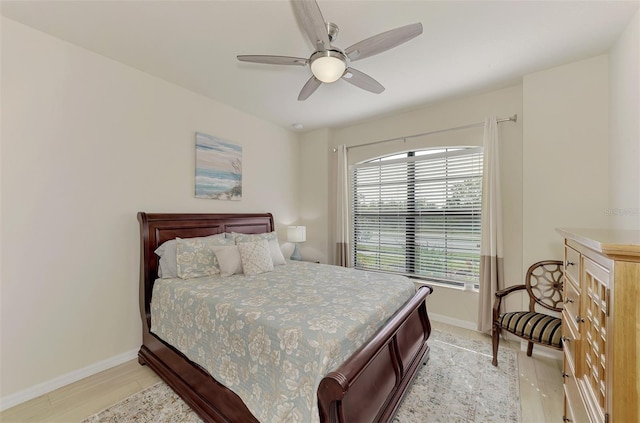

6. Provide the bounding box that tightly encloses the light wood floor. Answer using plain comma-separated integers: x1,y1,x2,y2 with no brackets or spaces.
1,321,563,422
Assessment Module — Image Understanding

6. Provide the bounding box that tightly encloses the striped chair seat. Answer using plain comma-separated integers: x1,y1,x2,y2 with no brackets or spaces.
497,311,562,348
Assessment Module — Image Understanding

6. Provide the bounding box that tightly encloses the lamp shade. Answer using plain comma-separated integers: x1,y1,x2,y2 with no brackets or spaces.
287,226,306,243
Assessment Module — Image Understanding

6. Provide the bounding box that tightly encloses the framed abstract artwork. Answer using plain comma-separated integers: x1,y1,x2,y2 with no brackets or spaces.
195,132,242,200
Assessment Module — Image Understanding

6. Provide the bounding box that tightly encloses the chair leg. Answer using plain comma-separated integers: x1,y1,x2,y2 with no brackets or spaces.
526,341,534,357
492,325,500,366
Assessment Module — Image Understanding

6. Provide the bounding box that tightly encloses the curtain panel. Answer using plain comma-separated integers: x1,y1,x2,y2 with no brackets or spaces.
477,117,505,333
336,144,351,267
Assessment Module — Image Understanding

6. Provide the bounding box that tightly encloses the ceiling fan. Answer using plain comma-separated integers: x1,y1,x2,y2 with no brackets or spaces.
237,0,423,101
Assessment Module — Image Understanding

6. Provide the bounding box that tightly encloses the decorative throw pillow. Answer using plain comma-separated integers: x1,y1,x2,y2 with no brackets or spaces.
154,234,225,278
237,239,274,276
232,232,286,266
211,244,243,277
176,236,232,279
155,233,227,278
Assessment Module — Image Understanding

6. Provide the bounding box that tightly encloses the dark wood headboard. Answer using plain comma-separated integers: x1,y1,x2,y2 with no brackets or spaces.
137,212,274,329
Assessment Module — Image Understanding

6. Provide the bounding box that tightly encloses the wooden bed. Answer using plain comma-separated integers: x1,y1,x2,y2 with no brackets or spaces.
137,212,433,423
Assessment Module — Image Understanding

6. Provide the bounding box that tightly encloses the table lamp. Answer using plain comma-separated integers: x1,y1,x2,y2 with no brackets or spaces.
287,226,306,261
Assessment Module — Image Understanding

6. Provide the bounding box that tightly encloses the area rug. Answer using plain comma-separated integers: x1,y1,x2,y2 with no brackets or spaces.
81,329,520,423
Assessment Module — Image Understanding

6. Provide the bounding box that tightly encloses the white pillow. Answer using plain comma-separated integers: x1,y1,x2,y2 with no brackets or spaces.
267,238,287,266
211,244,243,277
155,233,226,278
154,238,180,278
237,239,274,276
231,231,286,266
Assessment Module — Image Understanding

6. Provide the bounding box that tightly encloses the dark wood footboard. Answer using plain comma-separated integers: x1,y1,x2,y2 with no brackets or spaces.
138,212,433,423
318,285,432,423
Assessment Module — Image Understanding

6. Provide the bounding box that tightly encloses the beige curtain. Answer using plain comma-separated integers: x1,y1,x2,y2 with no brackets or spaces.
335,144,351,267
477,116,505,333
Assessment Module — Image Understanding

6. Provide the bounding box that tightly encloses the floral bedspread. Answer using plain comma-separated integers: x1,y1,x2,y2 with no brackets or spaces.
151,261,416,423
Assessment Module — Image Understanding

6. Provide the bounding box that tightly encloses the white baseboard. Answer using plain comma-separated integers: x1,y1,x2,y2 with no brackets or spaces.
0,348,139,411
428,312,477,331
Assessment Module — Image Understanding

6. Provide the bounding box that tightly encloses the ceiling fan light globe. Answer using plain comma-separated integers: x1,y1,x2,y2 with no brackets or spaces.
311,56,346,83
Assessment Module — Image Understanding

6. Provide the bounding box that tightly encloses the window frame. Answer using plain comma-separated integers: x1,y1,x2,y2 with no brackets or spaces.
351,146,483,291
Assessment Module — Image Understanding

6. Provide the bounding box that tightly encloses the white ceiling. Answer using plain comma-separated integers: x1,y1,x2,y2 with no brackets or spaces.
2,0,638,132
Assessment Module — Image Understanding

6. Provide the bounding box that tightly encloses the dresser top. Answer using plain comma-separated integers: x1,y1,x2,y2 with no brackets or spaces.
557,228,640,261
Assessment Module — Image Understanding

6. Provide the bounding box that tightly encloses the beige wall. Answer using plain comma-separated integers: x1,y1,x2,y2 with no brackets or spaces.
299,86,524,327
609,10,640,229
522,55,610,266
0,18,299,403
298,129,331,263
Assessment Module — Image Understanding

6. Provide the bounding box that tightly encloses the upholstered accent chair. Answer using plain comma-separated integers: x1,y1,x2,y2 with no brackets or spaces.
492,260,564,366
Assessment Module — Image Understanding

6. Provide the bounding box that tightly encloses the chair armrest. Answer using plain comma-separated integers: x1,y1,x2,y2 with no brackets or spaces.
495,284,526,298
493,284,526,323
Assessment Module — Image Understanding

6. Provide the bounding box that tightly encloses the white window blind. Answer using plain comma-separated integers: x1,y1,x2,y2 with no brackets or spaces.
351,147,483,288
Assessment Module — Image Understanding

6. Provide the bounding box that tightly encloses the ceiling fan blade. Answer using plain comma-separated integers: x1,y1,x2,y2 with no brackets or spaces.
298,76,322,101
237,55,308,66
345,23,423,62
342,68,385,94
292,0,331,51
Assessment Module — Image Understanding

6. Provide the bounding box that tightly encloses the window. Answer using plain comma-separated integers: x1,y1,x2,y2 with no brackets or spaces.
351,147,482,289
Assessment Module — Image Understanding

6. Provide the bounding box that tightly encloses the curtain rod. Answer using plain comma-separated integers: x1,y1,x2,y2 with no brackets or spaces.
332,114,517,152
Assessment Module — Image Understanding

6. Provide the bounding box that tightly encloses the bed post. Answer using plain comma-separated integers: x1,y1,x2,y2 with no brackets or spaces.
137,212,152,335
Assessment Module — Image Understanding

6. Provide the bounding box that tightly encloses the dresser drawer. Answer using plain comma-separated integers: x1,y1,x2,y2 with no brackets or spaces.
564,373,591,423
563,278,580,323
562,309,579,371
565,245,581,286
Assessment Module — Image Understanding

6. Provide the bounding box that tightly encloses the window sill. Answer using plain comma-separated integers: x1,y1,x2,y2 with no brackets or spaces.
410,278,479,293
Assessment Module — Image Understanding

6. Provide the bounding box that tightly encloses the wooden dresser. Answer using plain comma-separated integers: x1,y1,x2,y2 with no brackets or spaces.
557,228,640,423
